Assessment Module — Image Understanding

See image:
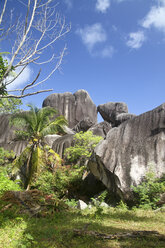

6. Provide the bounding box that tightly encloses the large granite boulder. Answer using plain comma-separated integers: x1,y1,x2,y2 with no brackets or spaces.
43,135,61,148
0,114,27,156
42,90,97,128
115,113,136,126
73,117,94,133
52,134,74,158
88,103,165,202
89,121,112,138
97,102,128,126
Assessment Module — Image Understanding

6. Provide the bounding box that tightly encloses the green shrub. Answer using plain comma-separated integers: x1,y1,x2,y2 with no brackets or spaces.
132,169,165,209
0,147,15,166
0,168,21,197
64,131,103,164
31,164,86,200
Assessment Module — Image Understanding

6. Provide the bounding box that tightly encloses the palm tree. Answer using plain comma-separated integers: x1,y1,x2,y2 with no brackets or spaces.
11,104,67,189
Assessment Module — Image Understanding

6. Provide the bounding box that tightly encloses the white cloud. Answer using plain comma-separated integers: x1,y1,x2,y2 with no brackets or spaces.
6,66,32,90
141,4,165,32
76,23,115,58
96,0,111,13
126,31,146,49
76,23,107,51
94,45,115,58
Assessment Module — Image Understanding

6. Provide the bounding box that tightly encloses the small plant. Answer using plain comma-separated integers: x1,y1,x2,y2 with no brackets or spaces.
65,199,78,208
31,164,86,201
116,200,128,210
64,131,103,165
0,168,21,197
132,168,165,209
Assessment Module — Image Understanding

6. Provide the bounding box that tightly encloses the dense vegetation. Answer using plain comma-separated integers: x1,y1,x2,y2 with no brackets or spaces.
0,105,165,247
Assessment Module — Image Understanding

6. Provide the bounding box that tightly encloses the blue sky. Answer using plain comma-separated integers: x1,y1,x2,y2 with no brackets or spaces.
2,0,165,121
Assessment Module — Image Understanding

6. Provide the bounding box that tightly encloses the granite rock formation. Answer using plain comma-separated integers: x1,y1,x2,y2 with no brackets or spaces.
0,114,27,156
97,102,128,126
89,121,112,138
42,90,97,128
88,103,165,201
115,113,136,126
73,117,94,133
52,134,74,158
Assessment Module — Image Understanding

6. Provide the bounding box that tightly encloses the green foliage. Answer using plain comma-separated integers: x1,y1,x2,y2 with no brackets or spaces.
0,55,15,95
13,145,62,189
65,198,78,208
0,54,22,113
0,56,8,92
0,147,15,167
0,98,22,114
132,169,165,209
64,131,103,164
11,104,68,142
32,164,85,200
11,104,67,189
0,168,21,197
116,200,128,210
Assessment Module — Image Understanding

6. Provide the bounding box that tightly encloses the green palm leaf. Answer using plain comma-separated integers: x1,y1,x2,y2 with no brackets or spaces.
11,104,67,189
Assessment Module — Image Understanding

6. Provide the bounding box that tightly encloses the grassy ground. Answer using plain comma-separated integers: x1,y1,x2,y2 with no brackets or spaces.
0,207,165,248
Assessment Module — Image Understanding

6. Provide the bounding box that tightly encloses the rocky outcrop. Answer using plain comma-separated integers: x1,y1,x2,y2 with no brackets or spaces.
52,134,74,158
97,102,128,126
88,103,165,201
89,121,112,138
43,135,61,148
42,90,97,128
73,117,94,133
115,113,136,126
0,114,27,156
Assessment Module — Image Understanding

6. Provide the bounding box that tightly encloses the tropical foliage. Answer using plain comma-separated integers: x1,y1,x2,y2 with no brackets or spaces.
64,131,103,164
0,98,22,114
11,104,67,189
132,169,165,209
0,168,21,197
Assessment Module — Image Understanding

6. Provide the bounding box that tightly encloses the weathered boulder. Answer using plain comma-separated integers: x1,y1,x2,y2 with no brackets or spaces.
89,121,112,138
43,135,61,148
52,134,74,158
97,102,128,126
42,90,97,128
73,117,94,133
115,113,136,126
88,103,165,202
0,114,27,156
157,193,165,206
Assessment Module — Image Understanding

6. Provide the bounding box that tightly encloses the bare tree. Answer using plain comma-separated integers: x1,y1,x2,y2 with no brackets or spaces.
0,0,70,98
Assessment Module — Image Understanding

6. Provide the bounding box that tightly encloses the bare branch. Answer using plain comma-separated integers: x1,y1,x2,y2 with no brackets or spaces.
27,45,67,90
21,69,41,95
0,89,53,99
0,0,70,99
0,0,7,25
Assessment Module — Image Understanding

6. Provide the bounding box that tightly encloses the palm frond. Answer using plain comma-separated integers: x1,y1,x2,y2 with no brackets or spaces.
41,115,68,136
26,104,38,133
37,107,58,133
10,110,36,135
12,145,33,174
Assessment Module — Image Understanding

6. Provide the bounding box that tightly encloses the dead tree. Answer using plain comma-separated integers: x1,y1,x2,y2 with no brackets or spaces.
0,0,70,98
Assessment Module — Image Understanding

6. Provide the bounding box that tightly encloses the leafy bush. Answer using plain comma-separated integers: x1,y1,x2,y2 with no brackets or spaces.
0,168,21,197
12,145,62,189
132,169,165,209
31,164,86,200
0,147,15,166
64,131,103,164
